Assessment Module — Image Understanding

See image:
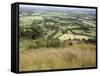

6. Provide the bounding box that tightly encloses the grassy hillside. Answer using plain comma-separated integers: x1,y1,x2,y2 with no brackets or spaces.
19,43,96,71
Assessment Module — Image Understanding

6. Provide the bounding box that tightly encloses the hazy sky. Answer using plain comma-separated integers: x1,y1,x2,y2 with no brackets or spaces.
19,4,96,13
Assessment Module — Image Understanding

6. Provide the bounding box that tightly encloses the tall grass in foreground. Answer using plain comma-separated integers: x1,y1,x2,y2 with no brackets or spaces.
19,44,96,71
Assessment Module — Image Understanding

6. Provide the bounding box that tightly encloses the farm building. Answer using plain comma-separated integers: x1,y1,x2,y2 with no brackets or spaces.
58,34,88,41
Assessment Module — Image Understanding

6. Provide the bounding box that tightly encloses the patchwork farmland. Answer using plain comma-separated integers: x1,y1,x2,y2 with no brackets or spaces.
19,5,96,71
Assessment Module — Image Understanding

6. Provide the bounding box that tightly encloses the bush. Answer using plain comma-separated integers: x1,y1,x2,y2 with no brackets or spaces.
35,39,47,48
27,42,38,49
46,39,60,48
33,39,60,48
69,42,73,46
20,39,60,50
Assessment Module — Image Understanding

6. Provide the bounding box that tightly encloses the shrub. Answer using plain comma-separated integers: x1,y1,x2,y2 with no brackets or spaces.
46,39,60,48
69,42,73,46
35,39,47,48
27,42,38,49
20,39,60,50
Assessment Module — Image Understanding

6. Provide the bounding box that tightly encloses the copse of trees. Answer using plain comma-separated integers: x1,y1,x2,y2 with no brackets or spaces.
22,39,60,49
19,21,44,39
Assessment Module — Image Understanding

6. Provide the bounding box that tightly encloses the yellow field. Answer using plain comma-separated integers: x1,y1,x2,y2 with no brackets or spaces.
19,44,96,71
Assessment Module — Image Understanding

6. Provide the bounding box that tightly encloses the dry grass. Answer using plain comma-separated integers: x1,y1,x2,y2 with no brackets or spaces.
19,44,96,71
